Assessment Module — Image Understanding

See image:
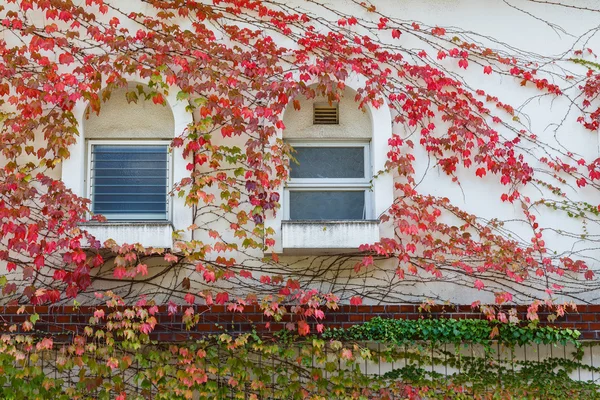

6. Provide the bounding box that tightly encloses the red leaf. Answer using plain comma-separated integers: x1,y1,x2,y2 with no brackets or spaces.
221,126,234,137
391,29,401,39
34,255,45,269
585,270,595,280
152,93,164,105
350,296,362,306
113,266,127,279
297,320,310,336
203,270,216,283
58,53,74,65
184,293,195,304
431,27,446,36
215,292,229,305
483,65,493,75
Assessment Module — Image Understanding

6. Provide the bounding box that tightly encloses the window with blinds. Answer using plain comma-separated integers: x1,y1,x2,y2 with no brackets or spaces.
88,142,170,220
286,142,371,220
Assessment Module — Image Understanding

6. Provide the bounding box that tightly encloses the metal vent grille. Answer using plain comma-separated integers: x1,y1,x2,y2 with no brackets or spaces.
313,103,339,125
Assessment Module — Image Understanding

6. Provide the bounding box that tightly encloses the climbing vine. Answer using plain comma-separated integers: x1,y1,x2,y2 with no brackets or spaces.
2,0,600,397
0,310,597,399
323,317,582,348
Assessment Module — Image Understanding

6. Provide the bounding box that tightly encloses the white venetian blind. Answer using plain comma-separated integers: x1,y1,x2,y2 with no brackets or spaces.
90,144,169,220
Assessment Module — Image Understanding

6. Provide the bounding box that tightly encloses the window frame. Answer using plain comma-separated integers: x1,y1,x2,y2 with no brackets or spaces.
284,140,373,220
86,139,173,222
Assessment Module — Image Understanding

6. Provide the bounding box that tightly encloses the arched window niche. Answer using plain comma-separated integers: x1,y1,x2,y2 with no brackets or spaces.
267,81,394,254
63,82,192,247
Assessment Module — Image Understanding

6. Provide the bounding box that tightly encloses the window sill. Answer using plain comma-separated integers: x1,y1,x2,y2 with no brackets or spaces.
79,221,173,248
281,220,380,254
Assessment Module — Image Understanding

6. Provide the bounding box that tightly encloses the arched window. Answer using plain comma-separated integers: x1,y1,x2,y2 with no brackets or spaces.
83,84,174,221
272,83,393,253
283,87,373,221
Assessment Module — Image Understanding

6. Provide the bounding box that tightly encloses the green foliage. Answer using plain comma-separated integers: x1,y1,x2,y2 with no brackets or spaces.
382,352,600,400
571,58,600,71
323,317,582,348
0,318,596,399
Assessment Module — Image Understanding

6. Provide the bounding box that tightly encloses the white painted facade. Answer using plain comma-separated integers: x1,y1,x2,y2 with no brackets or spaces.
3,0,600,306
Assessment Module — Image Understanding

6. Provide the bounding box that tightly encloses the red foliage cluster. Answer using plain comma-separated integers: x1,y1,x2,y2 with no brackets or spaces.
0,0,599,336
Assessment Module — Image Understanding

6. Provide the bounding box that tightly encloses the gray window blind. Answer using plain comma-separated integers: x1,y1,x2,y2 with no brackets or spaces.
90,144,169,220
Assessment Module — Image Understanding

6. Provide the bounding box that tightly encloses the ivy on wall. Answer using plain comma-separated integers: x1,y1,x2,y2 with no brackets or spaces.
322,317,582,347
0,317,597,399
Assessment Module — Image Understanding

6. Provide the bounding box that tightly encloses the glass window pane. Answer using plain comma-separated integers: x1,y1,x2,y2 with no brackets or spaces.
91,145,168,219
290,147,365,179
289,191,365,220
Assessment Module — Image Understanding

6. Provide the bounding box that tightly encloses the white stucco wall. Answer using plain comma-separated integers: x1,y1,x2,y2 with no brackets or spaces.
9,0,600,306
283,87,372,139
61,79,193,243
84,86,174,139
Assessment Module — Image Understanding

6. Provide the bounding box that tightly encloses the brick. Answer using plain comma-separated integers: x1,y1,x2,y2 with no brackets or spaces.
201,314,225,323
580,331,595,340
50,325,66,333
4,303,600,342
71,315,89,324
55,315,71,323
209,305,226,313
583,305,600,313
427,305,446,313
572,323,591,330
195,324,213,332
268,323,284,331
335,314,349,322
582,314,595,322
231,313,251,322
391,305,405,312
62,306,76,314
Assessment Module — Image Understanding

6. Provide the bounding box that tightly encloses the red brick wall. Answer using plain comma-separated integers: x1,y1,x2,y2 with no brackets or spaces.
2,304,600,341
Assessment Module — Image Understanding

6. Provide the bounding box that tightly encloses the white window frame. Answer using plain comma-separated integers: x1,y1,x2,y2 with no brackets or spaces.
86,139,173,221
284,140,373,220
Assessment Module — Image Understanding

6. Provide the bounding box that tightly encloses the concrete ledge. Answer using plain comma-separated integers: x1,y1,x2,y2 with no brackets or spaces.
281,220,380,253
79,222,173,248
